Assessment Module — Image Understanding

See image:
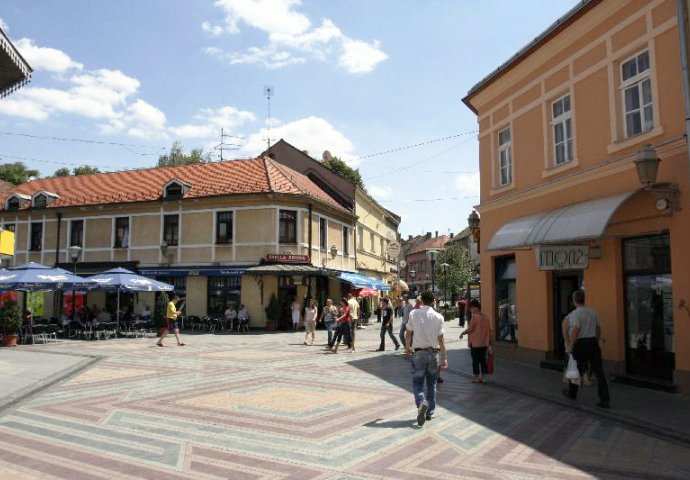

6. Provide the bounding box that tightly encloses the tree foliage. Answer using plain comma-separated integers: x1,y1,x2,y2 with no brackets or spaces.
73,165,100,176
323,155,365,189
53,167,71,177
434,241,476,304
0,162,40,185
157,140,212,167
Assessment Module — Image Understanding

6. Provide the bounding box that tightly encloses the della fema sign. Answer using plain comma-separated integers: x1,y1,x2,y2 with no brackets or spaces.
535,245,589,271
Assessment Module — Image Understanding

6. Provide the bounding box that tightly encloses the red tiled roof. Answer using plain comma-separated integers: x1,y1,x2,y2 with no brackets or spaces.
0,179,13,193
408,235,451,255
0,157,348,213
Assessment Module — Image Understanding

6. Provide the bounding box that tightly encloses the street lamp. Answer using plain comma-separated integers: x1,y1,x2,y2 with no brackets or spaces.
160,241,168,260
468,210,480,254
426,249,439,293
68,245,82,320
634,144,660,188
440,262,450,308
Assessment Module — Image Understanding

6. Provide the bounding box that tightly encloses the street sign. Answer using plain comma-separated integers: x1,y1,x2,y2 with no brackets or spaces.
535,245,589,271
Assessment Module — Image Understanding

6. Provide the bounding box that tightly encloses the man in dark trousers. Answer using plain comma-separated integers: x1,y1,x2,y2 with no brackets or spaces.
562,289,610,409
377,298,400,351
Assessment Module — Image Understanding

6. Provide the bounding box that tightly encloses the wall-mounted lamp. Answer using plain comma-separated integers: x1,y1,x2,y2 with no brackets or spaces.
330,245,338,259
634,144,660,188
468,210,481,253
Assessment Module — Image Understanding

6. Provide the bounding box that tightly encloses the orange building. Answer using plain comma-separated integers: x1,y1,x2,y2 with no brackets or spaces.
463,0,690,391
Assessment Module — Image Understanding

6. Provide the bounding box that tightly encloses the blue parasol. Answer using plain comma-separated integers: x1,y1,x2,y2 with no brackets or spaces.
0,262,92,291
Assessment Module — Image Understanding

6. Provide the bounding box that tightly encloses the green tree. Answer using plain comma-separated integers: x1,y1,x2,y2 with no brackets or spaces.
323,155,365,190
73,165,100,176
0,162,39,185
435,241,476,305
53,167,71,177
153,293,169,330
157,140,212,167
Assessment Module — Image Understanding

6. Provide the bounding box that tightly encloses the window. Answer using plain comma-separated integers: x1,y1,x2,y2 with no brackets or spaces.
358,226,363,249
6,197,20,210
70,220,84,247
319,217,327,250
30,222,42,251
370,232,375,253
163,214,179,246
343,227,350,255
552,95,573,165
216,211,233,244
279,210,297,244
164,182,185,198
33,194,47,209
114,217,129,248
498,127,512,186
495,255,517,343
621,50,653,138
4,224,15,232
207,276,241,315
380,238,385,259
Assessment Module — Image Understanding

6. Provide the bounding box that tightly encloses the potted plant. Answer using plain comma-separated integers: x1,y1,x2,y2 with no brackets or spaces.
265,293,280,332
153,293,169,337
0,300,22,347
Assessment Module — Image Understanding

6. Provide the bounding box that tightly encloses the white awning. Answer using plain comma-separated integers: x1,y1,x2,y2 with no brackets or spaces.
487,191,636,251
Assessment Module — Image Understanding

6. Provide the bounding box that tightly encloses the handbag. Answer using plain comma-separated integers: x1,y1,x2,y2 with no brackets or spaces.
565,354,580,381
486,346,494,374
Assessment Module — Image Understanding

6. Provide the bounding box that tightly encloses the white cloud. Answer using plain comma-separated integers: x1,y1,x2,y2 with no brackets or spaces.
369,185,393,200
15,38,83,72
0,17,8,31
454,172,480,196
171,105,256,139
203,0,387,74
242,116,359,165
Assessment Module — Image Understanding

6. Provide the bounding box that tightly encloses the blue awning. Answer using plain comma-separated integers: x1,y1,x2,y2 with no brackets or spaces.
337,272,391,291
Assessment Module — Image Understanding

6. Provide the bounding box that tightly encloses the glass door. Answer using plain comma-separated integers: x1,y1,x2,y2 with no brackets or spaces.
552,273,582,360
624,234,674,381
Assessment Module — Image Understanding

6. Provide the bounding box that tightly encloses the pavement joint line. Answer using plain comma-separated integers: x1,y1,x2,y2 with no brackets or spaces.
442,365,690,448
0,351,103,414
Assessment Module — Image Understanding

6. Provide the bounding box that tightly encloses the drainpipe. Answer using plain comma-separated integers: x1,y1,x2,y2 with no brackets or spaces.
677,0,690,183
307,203,313,262
54,212,62,266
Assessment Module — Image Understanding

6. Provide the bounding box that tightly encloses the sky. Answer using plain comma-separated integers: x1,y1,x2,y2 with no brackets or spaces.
0,0,577,238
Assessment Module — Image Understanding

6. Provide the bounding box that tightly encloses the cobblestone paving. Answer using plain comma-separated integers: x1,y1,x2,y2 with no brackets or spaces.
1,327,689,479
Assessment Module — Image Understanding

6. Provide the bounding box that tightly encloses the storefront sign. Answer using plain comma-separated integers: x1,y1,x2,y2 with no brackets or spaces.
138,267,247,277
535,245,589,271
265,254,310,264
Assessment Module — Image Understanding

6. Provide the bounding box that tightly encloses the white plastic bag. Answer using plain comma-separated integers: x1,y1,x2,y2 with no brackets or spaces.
565,354,580,381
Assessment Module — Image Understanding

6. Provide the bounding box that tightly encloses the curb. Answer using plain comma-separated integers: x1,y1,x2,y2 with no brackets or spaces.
0,351,102,413
445,366,690,447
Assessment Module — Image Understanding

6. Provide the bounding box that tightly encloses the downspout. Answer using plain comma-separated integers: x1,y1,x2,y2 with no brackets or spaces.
307,203,313,300
54,212,62,266
677,0,690,183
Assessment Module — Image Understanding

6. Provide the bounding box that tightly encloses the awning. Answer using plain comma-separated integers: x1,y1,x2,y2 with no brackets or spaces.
138,266,250,277
487,191,636,251
245,264,335,276
337,271,391,291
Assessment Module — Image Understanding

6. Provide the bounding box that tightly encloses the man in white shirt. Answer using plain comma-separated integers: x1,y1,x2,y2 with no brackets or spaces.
405,290,448,426
347,292,360,352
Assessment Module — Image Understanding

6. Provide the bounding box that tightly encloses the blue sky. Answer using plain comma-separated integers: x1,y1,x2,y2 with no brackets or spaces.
0,0,577,237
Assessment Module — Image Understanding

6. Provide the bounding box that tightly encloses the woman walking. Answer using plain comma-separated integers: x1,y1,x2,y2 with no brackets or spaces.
460,299,491,383
303,298,318,345
328,298,352,354
320,298,338,346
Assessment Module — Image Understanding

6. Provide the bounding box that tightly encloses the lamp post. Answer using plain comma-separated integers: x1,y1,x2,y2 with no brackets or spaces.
440,262,450,308
68,245,82,320
409,269,416,295
426,249,439,293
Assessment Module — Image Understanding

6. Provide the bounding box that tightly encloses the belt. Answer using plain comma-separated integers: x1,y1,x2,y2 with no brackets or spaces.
414,347,439,353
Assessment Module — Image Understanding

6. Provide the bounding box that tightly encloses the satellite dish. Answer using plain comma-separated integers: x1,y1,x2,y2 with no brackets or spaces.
322,150,333,163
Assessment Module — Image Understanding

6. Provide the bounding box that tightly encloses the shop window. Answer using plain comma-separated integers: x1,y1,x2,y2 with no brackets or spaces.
4,223,15,232
320,217,327,250
279,210,297,244
163,214,179,246
208,276,241,315
495,255,517,343
216,211,233,244
114,217,129,248
343,226,350,255
551,94,573,165
70,219,84,247
621,50,653,138
497,127,512,186
30,222,42,251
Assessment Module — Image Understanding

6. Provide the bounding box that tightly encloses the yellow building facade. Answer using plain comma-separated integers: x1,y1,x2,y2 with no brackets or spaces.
464,0,690,390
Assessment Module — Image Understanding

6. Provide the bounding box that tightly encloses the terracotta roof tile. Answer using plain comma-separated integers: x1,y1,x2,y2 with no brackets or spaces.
0,157,348,213
408,235,451,255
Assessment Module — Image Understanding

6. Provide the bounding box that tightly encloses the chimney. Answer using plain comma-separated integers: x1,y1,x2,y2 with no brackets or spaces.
435,230,438,237
449,232,454,238
426,232,431,239
408,235,412,241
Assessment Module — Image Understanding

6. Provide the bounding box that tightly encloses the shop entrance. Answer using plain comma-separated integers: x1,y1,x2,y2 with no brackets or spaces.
552,272,582,360
624,234,674,382
278,277,297,331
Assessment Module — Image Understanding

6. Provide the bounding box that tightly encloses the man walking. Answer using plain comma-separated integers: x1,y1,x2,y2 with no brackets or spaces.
562,289,610,409
399,294,412,346
406,290,447,426
157,294,185,347
347,292,360,353
377,298,400,351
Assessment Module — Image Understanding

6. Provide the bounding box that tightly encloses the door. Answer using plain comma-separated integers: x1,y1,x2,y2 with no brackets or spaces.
552,272,582,360
624,234,674,381
278,279,297,331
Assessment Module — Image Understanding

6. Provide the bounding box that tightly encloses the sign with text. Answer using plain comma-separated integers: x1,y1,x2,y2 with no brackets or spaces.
535,245,589,271
265,254,310,264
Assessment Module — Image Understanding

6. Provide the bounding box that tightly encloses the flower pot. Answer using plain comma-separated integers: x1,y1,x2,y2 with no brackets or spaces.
2,334,19,347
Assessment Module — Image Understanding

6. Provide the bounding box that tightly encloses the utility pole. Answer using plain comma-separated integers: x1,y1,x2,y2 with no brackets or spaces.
264,85,274,150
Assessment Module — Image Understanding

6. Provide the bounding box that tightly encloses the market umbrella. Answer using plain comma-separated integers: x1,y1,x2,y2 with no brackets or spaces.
87,268,174,330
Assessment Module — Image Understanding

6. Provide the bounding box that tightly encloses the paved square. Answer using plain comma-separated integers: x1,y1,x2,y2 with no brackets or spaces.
1,327,689,479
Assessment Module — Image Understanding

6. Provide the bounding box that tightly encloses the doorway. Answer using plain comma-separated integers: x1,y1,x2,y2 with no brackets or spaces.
552,272,582,360
624,234,674,381
278,276,297,331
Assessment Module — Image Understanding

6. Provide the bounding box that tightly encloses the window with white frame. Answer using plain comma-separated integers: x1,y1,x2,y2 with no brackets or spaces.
552,95,573,165
497,127,512,186
621,50,653,138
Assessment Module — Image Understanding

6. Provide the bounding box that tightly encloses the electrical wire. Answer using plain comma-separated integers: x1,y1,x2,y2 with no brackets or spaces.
358,131,478,160
0,131,165,156
377,194,478,203
0,152,123,170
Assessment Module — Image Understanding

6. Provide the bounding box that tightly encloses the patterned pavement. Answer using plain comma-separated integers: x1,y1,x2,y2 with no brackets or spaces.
1,325,689,479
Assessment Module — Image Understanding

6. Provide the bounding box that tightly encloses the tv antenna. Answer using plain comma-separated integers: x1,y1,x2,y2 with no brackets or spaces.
214,128,242,161
264,85,274,150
